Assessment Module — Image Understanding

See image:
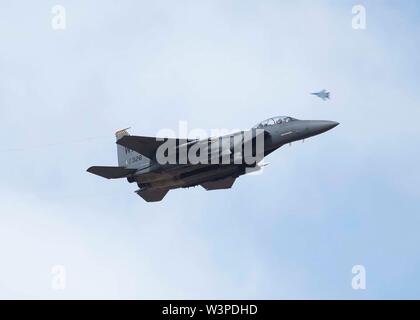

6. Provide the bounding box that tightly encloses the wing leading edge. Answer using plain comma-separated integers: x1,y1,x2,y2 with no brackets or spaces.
116,135,196,161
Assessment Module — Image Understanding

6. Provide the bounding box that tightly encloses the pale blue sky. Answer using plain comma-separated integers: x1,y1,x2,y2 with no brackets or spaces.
0,0,419,299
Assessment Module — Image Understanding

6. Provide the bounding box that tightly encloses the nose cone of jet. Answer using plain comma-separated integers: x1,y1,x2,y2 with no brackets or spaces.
307,120,340,136
319,120,340,132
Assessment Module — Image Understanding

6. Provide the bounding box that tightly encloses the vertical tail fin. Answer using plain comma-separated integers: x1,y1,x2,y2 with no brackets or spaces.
115,128,150,169
116,128,131,167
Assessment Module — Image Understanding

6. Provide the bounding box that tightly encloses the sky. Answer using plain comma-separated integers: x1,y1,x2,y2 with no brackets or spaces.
0,0,420,299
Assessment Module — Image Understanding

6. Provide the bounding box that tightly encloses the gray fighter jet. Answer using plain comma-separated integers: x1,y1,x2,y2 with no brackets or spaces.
87,116,339,202
311,89,330,100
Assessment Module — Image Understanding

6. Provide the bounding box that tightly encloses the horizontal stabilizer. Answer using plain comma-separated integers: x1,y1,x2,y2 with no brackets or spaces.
201,177,236,191
87,166,136,179
136,188,169,202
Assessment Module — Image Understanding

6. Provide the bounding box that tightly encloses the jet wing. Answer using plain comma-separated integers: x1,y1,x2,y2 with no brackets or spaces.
117,136,197,160
87,166,137,179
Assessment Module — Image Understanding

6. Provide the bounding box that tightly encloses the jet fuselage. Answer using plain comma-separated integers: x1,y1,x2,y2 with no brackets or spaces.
87,116,339,202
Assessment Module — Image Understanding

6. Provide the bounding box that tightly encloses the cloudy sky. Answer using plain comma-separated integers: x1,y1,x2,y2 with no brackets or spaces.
1,0,419,299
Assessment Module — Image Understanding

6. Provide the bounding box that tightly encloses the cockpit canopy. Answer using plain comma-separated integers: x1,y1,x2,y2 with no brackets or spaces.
254,116,298,129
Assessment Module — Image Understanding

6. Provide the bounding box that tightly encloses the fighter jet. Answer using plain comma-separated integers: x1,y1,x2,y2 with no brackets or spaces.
311,89,330,101
87,116,339,202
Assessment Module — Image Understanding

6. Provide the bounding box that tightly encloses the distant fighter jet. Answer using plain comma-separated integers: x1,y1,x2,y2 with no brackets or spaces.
87,116,339,202
311,89,330,100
